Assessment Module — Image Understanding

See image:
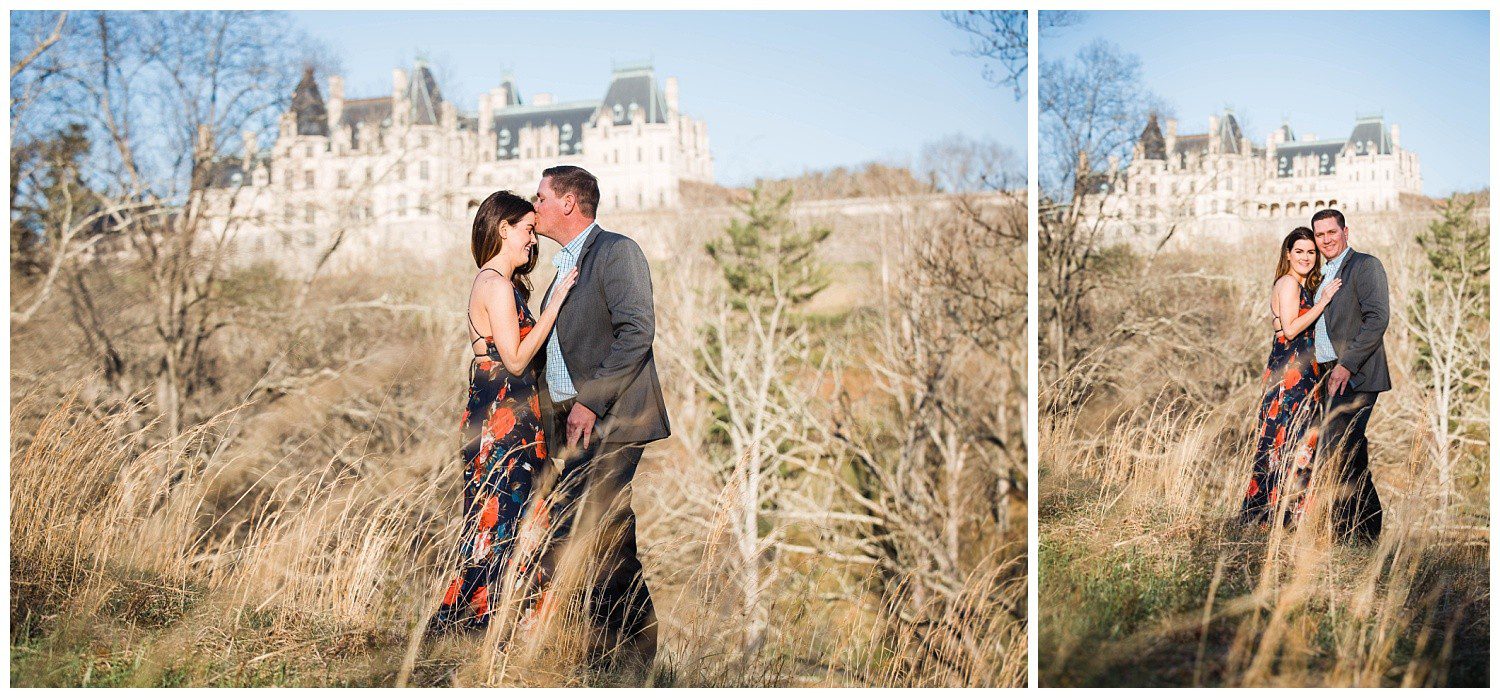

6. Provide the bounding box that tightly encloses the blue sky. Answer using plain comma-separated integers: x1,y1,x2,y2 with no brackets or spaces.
290,11,1024,187
1042,10,1489,196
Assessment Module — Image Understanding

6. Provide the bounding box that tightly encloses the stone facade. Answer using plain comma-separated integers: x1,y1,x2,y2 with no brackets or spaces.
1087,109,1421,238
206,61,712,270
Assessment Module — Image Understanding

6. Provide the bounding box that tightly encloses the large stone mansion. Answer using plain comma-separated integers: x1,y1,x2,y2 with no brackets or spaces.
206,60,712,268
1085,109,1421,237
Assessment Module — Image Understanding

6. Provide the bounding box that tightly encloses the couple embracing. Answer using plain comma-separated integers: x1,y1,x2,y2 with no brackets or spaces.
1241,208,1388,544
428,165,668,677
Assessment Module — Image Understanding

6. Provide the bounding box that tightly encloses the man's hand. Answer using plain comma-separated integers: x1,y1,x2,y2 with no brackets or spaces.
1328,365,1352,396
566,402,597,449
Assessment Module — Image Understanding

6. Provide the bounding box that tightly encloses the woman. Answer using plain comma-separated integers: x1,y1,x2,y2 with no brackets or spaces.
1241,227,1341,527
430,191,577,633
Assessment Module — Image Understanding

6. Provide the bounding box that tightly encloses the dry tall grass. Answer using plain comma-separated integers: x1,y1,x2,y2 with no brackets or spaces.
10,196,1026,686
1039,216,1489,687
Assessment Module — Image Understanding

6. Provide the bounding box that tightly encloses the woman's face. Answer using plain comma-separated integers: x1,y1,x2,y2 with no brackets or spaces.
501,212,537,266
1287,238,1318,277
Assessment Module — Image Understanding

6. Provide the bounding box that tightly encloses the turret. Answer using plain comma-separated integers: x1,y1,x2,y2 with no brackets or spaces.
665,76,680,117
327,75,344,131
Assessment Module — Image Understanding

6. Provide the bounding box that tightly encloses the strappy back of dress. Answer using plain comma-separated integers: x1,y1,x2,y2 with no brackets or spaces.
468,268,505,361
1271,283,1314,341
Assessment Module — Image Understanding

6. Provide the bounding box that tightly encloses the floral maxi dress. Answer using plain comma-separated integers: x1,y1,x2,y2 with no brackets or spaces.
432,281,551,630
1241,284,1322,526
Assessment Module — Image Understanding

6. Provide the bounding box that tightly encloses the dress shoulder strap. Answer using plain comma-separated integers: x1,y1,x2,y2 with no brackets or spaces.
467,268,508,340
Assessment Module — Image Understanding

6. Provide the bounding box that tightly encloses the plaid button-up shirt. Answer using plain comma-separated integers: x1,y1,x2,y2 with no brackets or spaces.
543,222,597,403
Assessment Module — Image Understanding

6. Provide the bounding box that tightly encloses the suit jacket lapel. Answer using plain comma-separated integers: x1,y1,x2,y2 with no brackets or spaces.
575,222,604,266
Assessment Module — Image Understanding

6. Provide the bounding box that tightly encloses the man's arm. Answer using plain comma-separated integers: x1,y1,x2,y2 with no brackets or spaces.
1338,255,1389,375
573,237,655,419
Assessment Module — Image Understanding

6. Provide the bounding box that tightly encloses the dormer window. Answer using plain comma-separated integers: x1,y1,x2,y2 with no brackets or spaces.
499,129,512,146
560,123,573,140
612,104,624,121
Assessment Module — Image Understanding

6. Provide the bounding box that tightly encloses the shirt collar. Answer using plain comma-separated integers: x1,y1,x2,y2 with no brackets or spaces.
1322,246,1351,272
554,222,597,264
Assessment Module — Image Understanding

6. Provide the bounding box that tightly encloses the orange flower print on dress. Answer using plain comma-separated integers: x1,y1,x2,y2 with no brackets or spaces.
471,584,489,617
489,407,517,442
1281,366,1302,390
479,495,500,531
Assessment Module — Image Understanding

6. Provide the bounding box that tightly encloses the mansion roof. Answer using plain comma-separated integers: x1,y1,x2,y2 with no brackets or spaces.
1131,111,1401,178
288,62,674,161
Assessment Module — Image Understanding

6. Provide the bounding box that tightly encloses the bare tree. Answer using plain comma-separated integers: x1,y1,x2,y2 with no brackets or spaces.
1406,196,1489,519
34,11,308,436
943,10,1079,99
1039,39,1161,200
1037,39,1163,385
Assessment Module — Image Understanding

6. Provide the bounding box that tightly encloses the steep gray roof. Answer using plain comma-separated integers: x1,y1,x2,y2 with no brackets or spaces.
1216,111,1245,154
1346,117,1393,156
600,66,667,125
491,102,597,160
291,67,329,137
1159,111,1247,162
1275,140,1343,177
409,62,444,126
1138,113,1166,160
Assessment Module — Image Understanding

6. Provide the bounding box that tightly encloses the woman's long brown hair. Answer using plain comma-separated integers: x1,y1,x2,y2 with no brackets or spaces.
1275,226,1323,291
471,190,538,301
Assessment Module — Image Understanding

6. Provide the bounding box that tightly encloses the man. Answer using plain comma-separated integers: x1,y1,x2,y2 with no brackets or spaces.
1310,208,1389,543
530,165,670,677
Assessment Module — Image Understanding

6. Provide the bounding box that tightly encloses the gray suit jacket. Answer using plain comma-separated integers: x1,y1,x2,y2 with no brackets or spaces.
1323,248,1391,393
535,225,671,448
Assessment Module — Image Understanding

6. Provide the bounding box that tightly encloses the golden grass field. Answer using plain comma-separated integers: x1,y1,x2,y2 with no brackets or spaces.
1039,212,1489,687
9,196,1026,687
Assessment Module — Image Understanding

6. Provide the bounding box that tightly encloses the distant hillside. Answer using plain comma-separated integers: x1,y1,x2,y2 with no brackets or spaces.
681,162,936,208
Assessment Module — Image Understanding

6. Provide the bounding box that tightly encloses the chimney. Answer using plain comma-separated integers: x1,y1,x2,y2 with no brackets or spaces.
532,93,554,106
1207,114,1220,154
327,75,344,129
1164,118,1177,165
242,129,258,164
479,93,492,135
665,76,680,115
392,68,408,100
1390,123,1401,148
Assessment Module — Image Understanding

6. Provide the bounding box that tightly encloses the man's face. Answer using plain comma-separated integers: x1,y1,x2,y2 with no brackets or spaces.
1313,217,1347,260
532,177,564,238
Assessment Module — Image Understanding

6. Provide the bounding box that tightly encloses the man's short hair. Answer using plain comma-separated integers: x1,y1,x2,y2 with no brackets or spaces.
542,165,600,218
1311,208,1346,229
